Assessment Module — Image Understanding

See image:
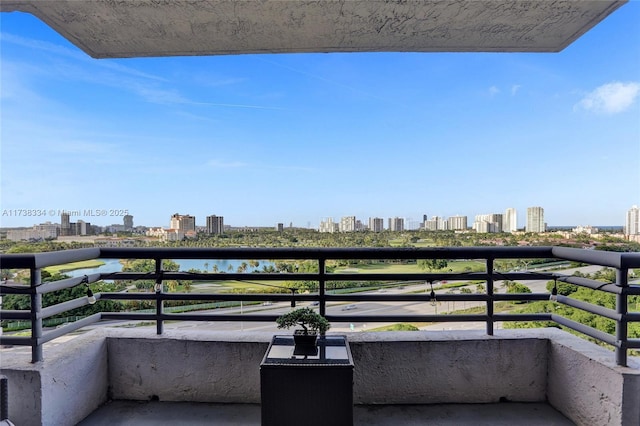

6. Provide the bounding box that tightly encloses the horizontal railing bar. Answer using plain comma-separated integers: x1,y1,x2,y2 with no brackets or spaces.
0,248,101,270
552,246,640,269
551,314,618,346
0,284,32,295
0,310,31,320
99,246,557,260
37,273,102,294
40,294,102,319
38,313,102,344
556,295,621,321
556,275,623,294
626,339,640,349
99,271,562,284
98,292,494,303
626,313,640,322
100,293,296,301
102,272,485,282
624,286,640,295
0,336,32,346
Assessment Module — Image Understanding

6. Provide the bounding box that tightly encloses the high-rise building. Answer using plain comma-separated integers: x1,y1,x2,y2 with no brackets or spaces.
369,217,384,232
424,216,447,231
77,220,88,236
388,217,404,232
60,212,71,236
504,208,517,232
206,215,224,235
319,218,337,233
473,214,503,233
123,215,134,231
625,205,640,235
447,215,468,231
276,223,284,232
171,213,196,232
526,207,545,233
339,216,356,232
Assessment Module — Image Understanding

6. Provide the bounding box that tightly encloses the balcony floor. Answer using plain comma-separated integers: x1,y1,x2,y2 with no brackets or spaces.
77,400,574,425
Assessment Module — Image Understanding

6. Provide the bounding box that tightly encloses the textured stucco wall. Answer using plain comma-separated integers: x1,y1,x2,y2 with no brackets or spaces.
0,330,108,426
107,330,271,403
0,0,627,57
545,328,640,426
348,331,548,404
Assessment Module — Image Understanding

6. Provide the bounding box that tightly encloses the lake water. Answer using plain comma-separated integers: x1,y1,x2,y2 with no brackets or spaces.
64,258,274,278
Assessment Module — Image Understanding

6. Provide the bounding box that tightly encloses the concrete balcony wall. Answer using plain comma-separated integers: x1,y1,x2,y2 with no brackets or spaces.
547,332,640,426
1,331,108,426
348,331,548,404
1,328,639,426
107,331,270,403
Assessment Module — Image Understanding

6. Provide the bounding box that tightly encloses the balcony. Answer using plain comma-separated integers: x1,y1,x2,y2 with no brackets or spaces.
1,246,640,425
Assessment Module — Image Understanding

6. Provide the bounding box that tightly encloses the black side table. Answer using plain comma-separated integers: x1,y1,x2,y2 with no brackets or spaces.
260,335,354,426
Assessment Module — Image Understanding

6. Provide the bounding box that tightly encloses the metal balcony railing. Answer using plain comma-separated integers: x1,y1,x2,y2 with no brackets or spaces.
1,247,639,365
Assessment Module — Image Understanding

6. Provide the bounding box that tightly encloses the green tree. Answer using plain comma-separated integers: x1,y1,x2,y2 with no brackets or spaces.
418,259,449,271
545,280,578,296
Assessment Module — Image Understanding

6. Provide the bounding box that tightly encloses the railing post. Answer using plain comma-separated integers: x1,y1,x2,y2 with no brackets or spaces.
0,375,9,422
155,259,163,335
319,258,326,317
615,268,628,366
30,268,43,363
486,258,494,336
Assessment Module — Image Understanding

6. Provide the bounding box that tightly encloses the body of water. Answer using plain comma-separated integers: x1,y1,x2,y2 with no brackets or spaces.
64,258,273,278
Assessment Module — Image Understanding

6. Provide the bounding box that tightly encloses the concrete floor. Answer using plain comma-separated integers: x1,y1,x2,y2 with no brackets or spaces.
77,400,575,425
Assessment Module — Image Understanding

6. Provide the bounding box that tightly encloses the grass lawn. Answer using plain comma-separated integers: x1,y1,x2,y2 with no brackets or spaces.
185,280,290,293
44,259,105,274
334,260,484,274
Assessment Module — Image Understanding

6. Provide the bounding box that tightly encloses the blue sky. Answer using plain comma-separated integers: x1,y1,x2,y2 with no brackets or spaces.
1,4,639,229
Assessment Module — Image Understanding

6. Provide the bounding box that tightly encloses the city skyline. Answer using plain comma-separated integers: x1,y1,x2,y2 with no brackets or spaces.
2,205,637,231
1,4,639,228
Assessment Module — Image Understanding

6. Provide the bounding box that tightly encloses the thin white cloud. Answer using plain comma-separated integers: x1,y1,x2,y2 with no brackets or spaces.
511,85,521,96
488,86,500,96
575,81,640,114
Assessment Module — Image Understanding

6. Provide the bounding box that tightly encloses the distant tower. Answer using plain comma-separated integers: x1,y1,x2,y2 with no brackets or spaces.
388,217,404,232
369,217,384,232
171,213,196,232
60,212,70,236
504,208,517,232
206,215,224,235
339,216,356,232
626,205,640,235
447,215,468,231
123,215,134,231
276,223,284,232
526,207,545,233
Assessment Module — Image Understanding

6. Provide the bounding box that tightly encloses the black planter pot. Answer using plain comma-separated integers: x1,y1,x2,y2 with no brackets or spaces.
293,331,318,347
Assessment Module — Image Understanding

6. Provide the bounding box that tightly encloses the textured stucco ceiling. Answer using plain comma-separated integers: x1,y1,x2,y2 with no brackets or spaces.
0,0,627,58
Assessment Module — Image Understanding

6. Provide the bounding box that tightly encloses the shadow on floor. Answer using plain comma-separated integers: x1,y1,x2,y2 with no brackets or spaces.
78,400,575,426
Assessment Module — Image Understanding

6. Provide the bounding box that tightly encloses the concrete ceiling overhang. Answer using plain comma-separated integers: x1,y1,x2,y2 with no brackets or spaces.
0,0,627,58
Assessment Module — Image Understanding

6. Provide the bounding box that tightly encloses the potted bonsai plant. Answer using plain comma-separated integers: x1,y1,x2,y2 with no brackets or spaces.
276,307,330,348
